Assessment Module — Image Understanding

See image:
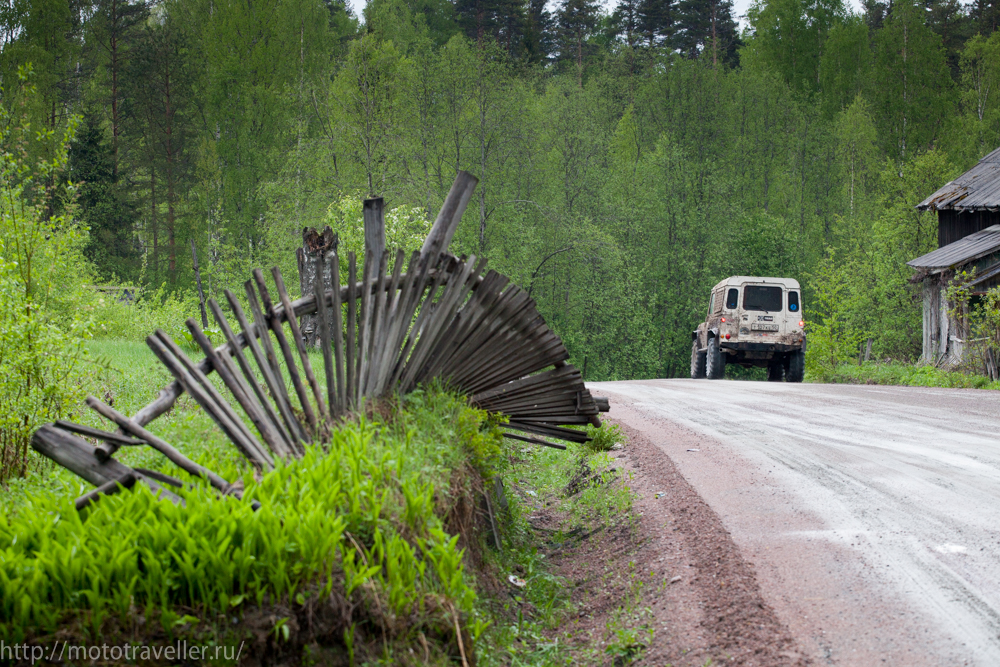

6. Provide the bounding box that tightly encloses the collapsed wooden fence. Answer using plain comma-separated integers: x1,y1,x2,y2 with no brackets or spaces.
31,172,609,510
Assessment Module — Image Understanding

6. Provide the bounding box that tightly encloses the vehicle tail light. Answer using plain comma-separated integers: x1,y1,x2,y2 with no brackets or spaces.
721,317,726,323
725,333,731,340
798,320,804,327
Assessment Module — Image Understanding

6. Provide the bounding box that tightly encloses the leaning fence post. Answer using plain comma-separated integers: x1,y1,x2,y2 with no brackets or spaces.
191,239,208,330
420,171,478,262
363,197,386,269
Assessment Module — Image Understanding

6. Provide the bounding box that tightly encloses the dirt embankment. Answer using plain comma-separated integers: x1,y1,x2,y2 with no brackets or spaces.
537,419,806,666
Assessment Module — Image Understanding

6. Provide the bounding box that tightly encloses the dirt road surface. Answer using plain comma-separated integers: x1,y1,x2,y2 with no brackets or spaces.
589,379,1000,666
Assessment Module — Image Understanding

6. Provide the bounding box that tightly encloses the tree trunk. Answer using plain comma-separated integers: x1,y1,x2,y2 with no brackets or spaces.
297,226,339,347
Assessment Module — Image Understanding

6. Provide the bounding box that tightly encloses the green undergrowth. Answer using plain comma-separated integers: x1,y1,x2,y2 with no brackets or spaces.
0,386,504,664
807,361,1000,390
478,428,645,666
1,339,646,665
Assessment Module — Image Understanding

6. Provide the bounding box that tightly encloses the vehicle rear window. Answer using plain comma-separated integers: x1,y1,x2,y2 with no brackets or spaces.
788,290,800,312
725,288,738,309
743,285,783,312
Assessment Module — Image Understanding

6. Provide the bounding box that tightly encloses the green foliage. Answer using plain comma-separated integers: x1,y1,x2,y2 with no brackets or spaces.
583,421,624,453
0,390,496,649
324,195,431,276
91,284,202,342
808,360,998,389
0,79,95,484
804,248,863,375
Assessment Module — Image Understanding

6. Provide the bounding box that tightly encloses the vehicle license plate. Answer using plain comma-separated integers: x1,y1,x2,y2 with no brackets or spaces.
751,323,779,332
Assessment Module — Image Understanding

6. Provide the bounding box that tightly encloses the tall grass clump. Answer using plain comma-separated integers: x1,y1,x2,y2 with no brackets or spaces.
0,390,500,663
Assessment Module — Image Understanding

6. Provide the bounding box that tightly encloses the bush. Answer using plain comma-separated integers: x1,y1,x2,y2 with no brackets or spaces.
0,79,95,484
0,263,91,483
91,284,203,343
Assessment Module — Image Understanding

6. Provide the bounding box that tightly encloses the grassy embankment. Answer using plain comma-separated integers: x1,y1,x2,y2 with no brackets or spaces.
806,361,1000,390
1,340,643,665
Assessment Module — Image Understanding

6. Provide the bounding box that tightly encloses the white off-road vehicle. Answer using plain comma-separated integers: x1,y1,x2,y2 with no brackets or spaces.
691,276,806,381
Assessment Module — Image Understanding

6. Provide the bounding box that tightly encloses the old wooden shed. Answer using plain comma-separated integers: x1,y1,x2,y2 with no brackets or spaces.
910,147,1000,363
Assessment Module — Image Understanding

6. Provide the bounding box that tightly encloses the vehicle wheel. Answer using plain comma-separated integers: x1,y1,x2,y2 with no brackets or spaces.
706,337,726,379
690,340,707,379
786,348,805,383
767,362,784,382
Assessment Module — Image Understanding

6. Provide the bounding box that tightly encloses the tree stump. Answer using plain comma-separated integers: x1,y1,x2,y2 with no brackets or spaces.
296,226,338,347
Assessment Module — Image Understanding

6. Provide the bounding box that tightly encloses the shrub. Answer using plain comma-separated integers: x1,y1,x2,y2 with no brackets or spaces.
91,283,202,343
0,75,94,484
584,421,624,453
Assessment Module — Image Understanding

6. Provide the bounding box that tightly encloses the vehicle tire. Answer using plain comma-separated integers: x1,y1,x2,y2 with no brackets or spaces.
706,337,726,379
767,362,784,382
786,348,805,383
690,340,707,379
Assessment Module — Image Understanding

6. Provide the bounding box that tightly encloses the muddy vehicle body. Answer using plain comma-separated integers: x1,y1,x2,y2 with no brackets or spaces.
691,276,806,381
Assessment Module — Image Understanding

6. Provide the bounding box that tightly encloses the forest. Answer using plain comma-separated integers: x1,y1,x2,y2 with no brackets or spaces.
3,0,1000,380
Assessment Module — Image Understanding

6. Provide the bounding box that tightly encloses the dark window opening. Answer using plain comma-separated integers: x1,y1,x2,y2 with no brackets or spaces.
788,290,800,313
743,285,783,312
726,288,739,309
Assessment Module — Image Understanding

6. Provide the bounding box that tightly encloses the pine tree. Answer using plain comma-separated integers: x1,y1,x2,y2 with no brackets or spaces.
87,0,148,180
557,0,600,85
525,0,555,61
611,0,641,49
637,0,674,48
969,0,1000,35
675,0,739,65
71,115,141,281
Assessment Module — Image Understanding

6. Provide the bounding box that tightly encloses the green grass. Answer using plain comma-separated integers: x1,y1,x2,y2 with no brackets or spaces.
806,360,1000,390
3,339,644,664
1,339,503,664
478,425,641,666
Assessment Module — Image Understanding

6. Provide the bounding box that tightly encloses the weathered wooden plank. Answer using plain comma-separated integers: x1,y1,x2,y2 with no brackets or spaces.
209,298,295,456
313,257,338,420
421,171,478,261
389,255,452,389
254,269,317,432
75,472,137,511
186,319,287,462
505,420,590,443
226,289,305,452
501,432,567,451
374,251,422,395
369,249,404,394
345,253,358,410
402,257,482,392
412,257,488,387
329,253,347,413
86,397,237,493
272,267,326,419
54,420,144,447
147,332,272,469
363,197,386,269
156,329,271,462
245,283,308,448
363,250,390,395
420,269,505,381
32,425,183,504
356,250,376,403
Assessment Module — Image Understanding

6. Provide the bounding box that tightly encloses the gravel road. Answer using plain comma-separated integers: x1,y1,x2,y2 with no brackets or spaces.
588,379,1000,666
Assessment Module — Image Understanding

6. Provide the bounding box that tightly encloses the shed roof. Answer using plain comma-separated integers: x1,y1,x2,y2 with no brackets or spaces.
917,147,1000,211
907,224,1000,271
